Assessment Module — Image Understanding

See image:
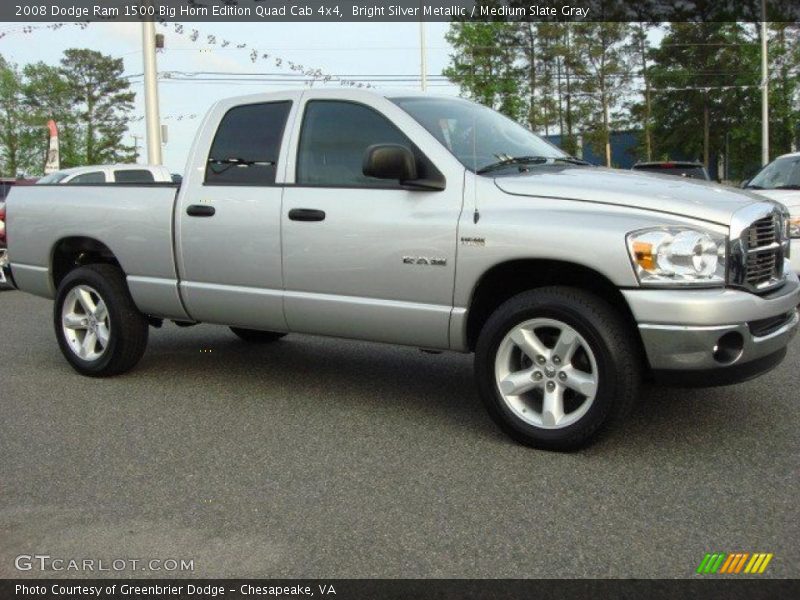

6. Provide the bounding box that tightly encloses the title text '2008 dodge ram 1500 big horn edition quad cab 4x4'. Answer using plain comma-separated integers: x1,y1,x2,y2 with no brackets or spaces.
4,89,799,450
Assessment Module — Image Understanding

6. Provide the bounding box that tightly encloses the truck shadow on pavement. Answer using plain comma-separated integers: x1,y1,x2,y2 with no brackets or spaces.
118,323,789,454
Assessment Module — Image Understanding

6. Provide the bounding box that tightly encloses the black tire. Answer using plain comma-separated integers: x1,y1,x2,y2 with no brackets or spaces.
229,327,287,343
475,286,641,451
54,264,149,377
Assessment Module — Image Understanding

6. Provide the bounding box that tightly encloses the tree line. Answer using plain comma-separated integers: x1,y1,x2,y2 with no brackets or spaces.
0,49,135,177
444,22,800,178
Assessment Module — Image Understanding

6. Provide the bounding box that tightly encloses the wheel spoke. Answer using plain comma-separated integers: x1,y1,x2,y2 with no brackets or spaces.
499,368,539,396
510,328,549,361
94,299,108,322
95,324,110,348
63,312,87,330
562,366,598,397
76,288,96,314
80,331,97,358
553,328,580,363
542,385,565,427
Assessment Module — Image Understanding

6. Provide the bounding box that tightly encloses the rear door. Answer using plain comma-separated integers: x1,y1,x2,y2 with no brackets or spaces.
176,94,299,329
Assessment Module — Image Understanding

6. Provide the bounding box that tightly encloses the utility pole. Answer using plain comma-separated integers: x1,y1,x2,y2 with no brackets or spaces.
419,21,428,92
142,20,163,165
761,0,769,166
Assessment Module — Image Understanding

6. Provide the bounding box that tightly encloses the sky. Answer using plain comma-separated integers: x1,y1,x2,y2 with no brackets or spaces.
0,21,459,172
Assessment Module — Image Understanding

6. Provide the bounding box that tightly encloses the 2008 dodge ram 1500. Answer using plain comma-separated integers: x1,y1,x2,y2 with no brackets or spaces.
4,89,799,450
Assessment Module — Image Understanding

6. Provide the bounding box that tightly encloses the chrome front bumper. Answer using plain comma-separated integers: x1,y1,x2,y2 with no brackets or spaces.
624,269,800,382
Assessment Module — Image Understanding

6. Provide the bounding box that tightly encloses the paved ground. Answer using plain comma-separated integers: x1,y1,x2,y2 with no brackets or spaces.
1,289,798,579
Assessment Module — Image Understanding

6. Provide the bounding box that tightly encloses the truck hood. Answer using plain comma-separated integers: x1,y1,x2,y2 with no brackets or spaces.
493,166,769,225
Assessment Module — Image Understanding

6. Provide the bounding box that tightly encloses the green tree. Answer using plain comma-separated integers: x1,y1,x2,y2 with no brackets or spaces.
648,23,760,177
768,23,800,157
22,61,80,169
443,21,525,122
625,23,657,161
570,23,633,166
0,55,40,176
24,49,135,168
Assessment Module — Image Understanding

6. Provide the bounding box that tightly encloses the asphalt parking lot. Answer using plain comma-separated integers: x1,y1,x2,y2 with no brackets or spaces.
1,289,798,579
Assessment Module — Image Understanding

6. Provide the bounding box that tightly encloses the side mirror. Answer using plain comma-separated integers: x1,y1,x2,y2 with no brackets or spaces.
740,179,750,189
363,144,418,183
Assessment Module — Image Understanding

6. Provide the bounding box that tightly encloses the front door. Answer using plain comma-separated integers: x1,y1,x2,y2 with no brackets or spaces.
281,98,463,348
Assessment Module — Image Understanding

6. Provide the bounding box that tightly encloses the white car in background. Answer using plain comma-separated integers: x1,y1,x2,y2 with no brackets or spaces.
744,152,800,272
36,164,173,185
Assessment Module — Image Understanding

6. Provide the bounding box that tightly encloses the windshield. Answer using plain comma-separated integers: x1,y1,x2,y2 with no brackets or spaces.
36,172,69,184
748,155,800,189
390,96,567,173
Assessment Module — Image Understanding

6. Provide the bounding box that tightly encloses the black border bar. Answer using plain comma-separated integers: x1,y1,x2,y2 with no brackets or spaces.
5,1,800,23
3,579,800,600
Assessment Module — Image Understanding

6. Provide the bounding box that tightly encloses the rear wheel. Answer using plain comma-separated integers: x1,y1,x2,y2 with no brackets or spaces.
54,264,149,377
475,286,640,451
229,327,287,343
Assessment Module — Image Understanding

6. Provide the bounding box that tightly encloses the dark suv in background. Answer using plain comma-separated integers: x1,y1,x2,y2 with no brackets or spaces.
631,161,711,181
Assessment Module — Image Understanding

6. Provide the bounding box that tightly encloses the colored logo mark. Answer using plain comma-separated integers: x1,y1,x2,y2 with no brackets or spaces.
696,552,773,574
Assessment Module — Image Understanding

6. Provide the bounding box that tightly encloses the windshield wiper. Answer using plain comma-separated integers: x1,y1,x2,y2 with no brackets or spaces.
773,184,800,190
477,155,589,175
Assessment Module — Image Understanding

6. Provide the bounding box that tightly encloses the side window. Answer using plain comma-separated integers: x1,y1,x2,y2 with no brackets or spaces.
205,101,292,186
114,169,155,183
69,171,106,184
296,101,411,187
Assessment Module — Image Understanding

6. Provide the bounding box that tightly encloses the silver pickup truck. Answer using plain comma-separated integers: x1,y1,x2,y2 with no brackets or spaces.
4,89,799,450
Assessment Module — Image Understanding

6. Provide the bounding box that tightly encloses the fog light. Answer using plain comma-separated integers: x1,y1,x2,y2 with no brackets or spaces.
713,332,744,365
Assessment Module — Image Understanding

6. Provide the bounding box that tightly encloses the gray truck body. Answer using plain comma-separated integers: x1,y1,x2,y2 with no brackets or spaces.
4,88,799,383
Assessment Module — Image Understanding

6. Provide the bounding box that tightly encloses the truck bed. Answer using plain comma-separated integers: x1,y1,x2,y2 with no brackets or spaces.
6,184,186,319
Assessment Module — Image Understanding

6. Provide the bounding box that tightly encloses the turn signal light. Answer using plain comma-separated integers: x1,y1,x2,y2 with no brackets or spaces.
632,241,655,271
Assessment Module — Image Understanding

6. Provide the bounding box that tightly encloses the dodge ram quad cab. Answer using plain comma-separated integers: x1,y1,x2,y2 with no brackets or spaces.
4,89,799,450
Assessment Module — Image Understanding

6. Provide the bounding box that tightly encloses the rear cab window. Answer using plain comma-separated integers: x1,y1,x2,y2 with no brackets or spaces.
114,170,156,183
205,101,292,186
68,171,106,184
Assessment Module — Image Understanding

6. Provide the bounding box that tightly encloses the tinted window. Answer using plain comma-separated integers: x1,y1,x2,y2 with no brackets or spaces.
37,172,68,184
296,101,411,187
69,171,106,184
0,183,10,200
114,169,155,183
206,101,292,186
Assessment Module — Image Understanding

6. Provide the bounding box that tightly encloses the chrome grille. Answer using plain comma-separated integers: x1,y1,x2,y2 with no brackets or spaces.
745,215,781,288
735,211,786,293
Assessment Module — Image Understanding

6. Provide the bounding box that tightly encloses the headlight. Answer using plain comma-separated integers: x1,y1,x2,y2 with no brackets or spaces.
789,216,800,239
627,227,727,286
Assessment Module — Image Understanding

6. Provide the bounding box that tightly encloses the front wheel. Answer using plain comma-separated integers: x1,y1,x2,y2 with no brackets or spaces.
54,264,149,377
475,287,641,451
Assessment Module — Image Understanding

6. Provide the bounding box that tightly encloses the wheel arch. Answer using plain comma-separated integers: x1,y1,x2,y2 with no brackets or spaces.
51,236,124,291
464,259,643,355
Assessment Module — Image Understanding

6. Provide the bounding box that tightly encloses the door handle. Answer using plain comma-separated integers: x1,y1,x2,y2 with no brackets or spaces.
288,208,326,222
186,205,216,217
